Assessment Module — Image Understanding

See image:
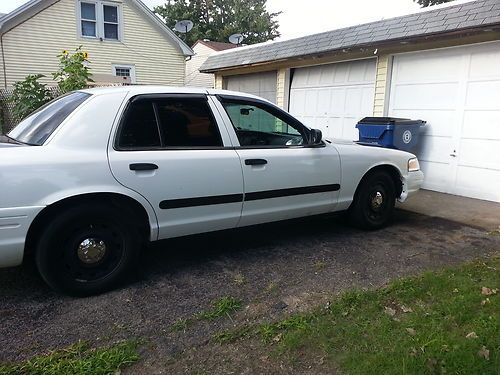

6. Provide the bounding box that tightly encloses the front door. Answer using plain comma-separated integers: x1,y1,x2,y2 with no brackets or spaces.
212,95,341,227
108,94,244,239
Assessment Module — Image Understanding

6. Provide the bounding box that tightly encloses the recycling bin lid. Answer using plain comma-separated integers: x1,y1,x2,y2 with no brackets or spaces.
358,117,426,126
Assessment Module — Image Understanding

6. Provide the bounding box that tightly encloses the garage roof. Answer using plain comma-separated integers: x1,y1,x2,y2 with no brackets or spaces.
200,0,500,72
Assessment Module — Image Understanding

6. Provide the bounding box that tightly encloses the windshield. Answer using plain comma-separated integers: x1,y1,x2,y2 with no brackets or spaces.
8,92,91,145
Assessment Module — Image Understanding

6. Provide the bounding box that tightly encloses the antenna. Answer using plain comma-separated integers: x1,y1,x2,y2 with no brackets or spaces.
174,20,193,41
229,33,244,46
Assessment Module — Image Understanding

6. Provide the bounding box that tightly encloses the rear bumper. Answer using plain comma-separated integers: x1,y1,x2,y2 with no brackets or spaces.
0,206,44,267
398,170,424,202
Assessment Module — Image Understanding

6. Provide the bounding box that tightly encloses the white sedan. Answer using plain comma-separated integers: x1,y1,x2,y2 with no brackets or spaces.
0,86,423,295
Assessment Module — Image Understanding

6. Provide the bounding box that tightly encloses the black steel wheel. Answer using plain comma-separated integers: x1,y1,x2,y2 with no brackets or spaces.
36,204,142,296
349,171,396,229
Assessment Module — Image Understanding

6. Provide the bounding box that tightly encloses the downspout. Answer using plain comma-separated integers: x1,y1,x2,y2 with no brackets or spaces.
1,33,7,89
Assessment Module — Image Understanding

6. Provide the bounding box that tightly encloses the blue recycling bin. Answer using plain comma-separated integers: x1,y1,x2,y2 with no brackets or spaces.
355,117,426,152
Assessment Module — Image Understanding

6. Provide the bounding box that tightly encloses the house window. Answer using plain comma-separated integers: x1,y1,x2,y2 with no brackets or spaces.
79,1,121,41
103,5,118,39
80,2,97,37
113,64,136,83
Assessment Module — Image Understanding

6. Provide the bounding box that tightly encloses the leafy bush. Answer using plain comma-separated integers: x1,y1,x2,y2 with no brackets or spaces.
53,46,93,94
9,74,53,120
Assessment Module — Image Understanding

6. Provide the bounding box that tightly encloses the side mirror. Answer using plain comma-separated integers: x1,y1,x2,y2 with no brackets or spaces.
309,128,323,145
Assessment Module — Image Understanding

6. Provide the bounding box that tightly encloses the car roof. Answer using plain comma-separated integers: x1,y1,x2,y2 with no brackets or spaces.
79,85,269,103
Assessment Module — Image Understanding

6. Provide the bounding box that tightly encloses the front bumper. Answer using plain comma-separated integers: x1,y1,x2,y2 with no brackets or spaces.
398,170,424,203
0,206,44,267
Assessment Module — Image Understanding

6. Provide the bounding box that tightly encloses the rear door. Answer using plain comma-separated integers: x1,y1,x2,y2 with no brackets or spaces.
108,94,244,239
212,95,341,227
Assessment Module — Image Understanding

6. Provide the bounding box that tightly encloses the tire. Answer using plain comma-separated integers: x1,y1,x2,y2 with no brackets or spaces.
35,204,142,296
348,171,396,230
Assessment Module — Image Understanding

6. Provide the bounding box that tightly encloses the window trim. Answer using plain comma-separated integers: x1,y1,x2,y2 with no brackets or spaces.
114,94,227,151
112,64,136,83
217,95,323,149
77,0,122,41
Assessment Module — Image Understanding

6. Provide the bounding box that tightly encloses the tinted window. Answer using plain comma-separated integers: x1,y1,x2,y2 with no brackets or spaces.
222,102,304,147
8,92,91,145
156,98,221,147
117,100,161,149
117,96,222,149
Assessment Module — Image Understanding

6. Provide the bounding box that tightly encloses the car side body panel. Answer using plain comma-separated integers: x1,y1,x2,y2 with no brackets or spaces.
0,86,424,269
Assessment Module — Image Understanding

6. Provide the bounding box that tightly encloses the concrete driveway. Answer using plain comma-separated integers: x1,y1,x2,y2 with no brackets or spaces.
0,195,499,374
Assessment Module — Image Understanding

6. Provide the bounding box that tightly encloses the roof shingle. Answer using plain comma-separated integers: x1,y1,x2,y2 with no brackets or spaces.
201,0,499,72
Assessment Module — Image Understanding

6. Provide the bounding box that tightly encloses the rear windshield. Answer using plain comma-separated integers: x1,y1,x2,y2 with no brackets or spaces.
8,92,91,145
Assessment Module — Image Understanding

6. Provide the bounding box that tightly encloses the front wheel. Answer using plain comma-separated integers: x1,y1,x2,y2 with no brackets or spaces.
348,171,396,230
35,204,142,296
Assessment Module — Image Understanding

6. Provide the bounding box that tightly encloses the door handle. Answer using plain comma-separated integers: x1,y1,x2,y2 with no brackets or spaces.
129,163,159,171
245,159,268,166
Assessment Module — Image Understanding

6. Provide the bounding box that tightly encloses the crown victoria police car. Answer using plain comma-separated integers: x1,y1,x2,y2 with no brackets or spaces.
0,86,423,295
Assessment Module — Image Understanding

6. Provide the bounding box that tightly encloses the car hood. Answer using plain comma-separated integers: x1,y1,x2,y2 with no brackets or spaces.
326,137,416,158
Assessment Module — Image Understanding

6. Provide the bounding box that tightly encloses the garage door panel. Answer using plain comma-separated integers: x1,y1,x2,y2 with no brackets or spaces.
469,50,500,79
392,109,455,137
226,71,277,104
391,83,459,110
394,53,463,83
419,161,453,191
458,139,500,170
330,89,347,115
465,80,500,109
462,111,500,140
454,167,500,202
416,135,454,164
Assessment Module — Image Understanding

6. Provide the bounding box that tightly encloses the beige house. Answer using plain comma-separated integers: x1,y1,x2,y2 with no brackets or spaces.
0,0,193,88
201,0,500,203
185,40,235,88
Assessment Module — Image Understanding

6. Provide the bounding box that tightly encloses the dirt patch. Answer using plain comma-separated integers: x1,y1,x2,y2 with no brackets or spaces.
0,210,498,373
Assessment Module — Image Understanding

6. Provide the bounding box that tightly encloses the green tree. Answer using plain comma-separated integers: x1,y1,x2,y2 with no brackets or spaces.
414,0,452,7
154,0,281,46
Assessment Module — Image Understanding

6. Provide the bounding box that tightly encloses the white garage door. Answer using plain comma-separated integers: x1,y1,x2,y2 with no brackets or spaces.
225,71,277,103
289,59,376,140
389,42,500,202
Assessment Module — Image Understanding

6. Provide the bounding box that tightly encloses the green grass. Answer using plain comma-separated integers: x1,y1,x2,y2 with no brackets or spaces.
197,296,243,321
0,340,139,375
216,257,499,374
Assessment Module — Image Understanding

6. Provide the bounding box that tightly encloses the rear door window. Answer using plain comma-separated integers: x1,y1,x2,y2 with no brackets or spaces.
8,92,91,145
116,96,222,149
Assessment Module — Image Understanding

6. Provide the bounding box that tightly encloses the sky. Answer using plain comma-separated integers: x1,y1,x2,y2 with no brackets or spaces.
0,0,471,41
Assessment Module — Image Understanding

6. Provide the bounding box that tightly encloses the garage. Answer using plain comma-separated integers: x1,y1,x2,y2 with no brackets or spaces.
289,59,376,140
388,42,500,203
225,71,277,104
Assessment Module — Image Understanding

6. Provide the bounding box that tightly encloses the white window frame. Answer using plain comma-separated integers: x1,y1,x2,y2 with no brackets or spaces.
77,0,123,41
112,64,136,83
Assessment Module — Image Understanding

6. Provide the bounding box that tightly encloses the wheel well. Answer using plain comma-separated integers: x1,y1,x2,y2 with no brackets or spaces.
25,193,151,258
355,165,403,200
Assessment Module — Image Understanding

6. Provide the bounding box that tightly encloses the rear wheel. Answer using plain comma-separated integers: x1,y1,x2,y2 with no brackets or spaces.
348,171,396,229
35,204,142,296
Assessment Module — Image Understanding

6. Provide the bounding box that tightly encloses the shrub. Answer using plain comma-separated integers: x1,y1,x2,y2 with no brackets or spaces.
9,74,53,120
53,46,93,93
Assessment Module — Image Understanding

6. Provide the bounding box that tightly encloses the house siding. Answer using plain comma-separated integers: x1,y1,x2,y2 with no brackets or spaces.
0,0,185,88
276,68,290,109
185,43,215,88
373,54,391,116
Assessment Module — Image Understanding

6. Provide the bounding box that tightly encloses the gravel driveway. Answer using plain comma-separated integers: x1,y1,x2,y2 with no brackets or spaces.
0,210,498,373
